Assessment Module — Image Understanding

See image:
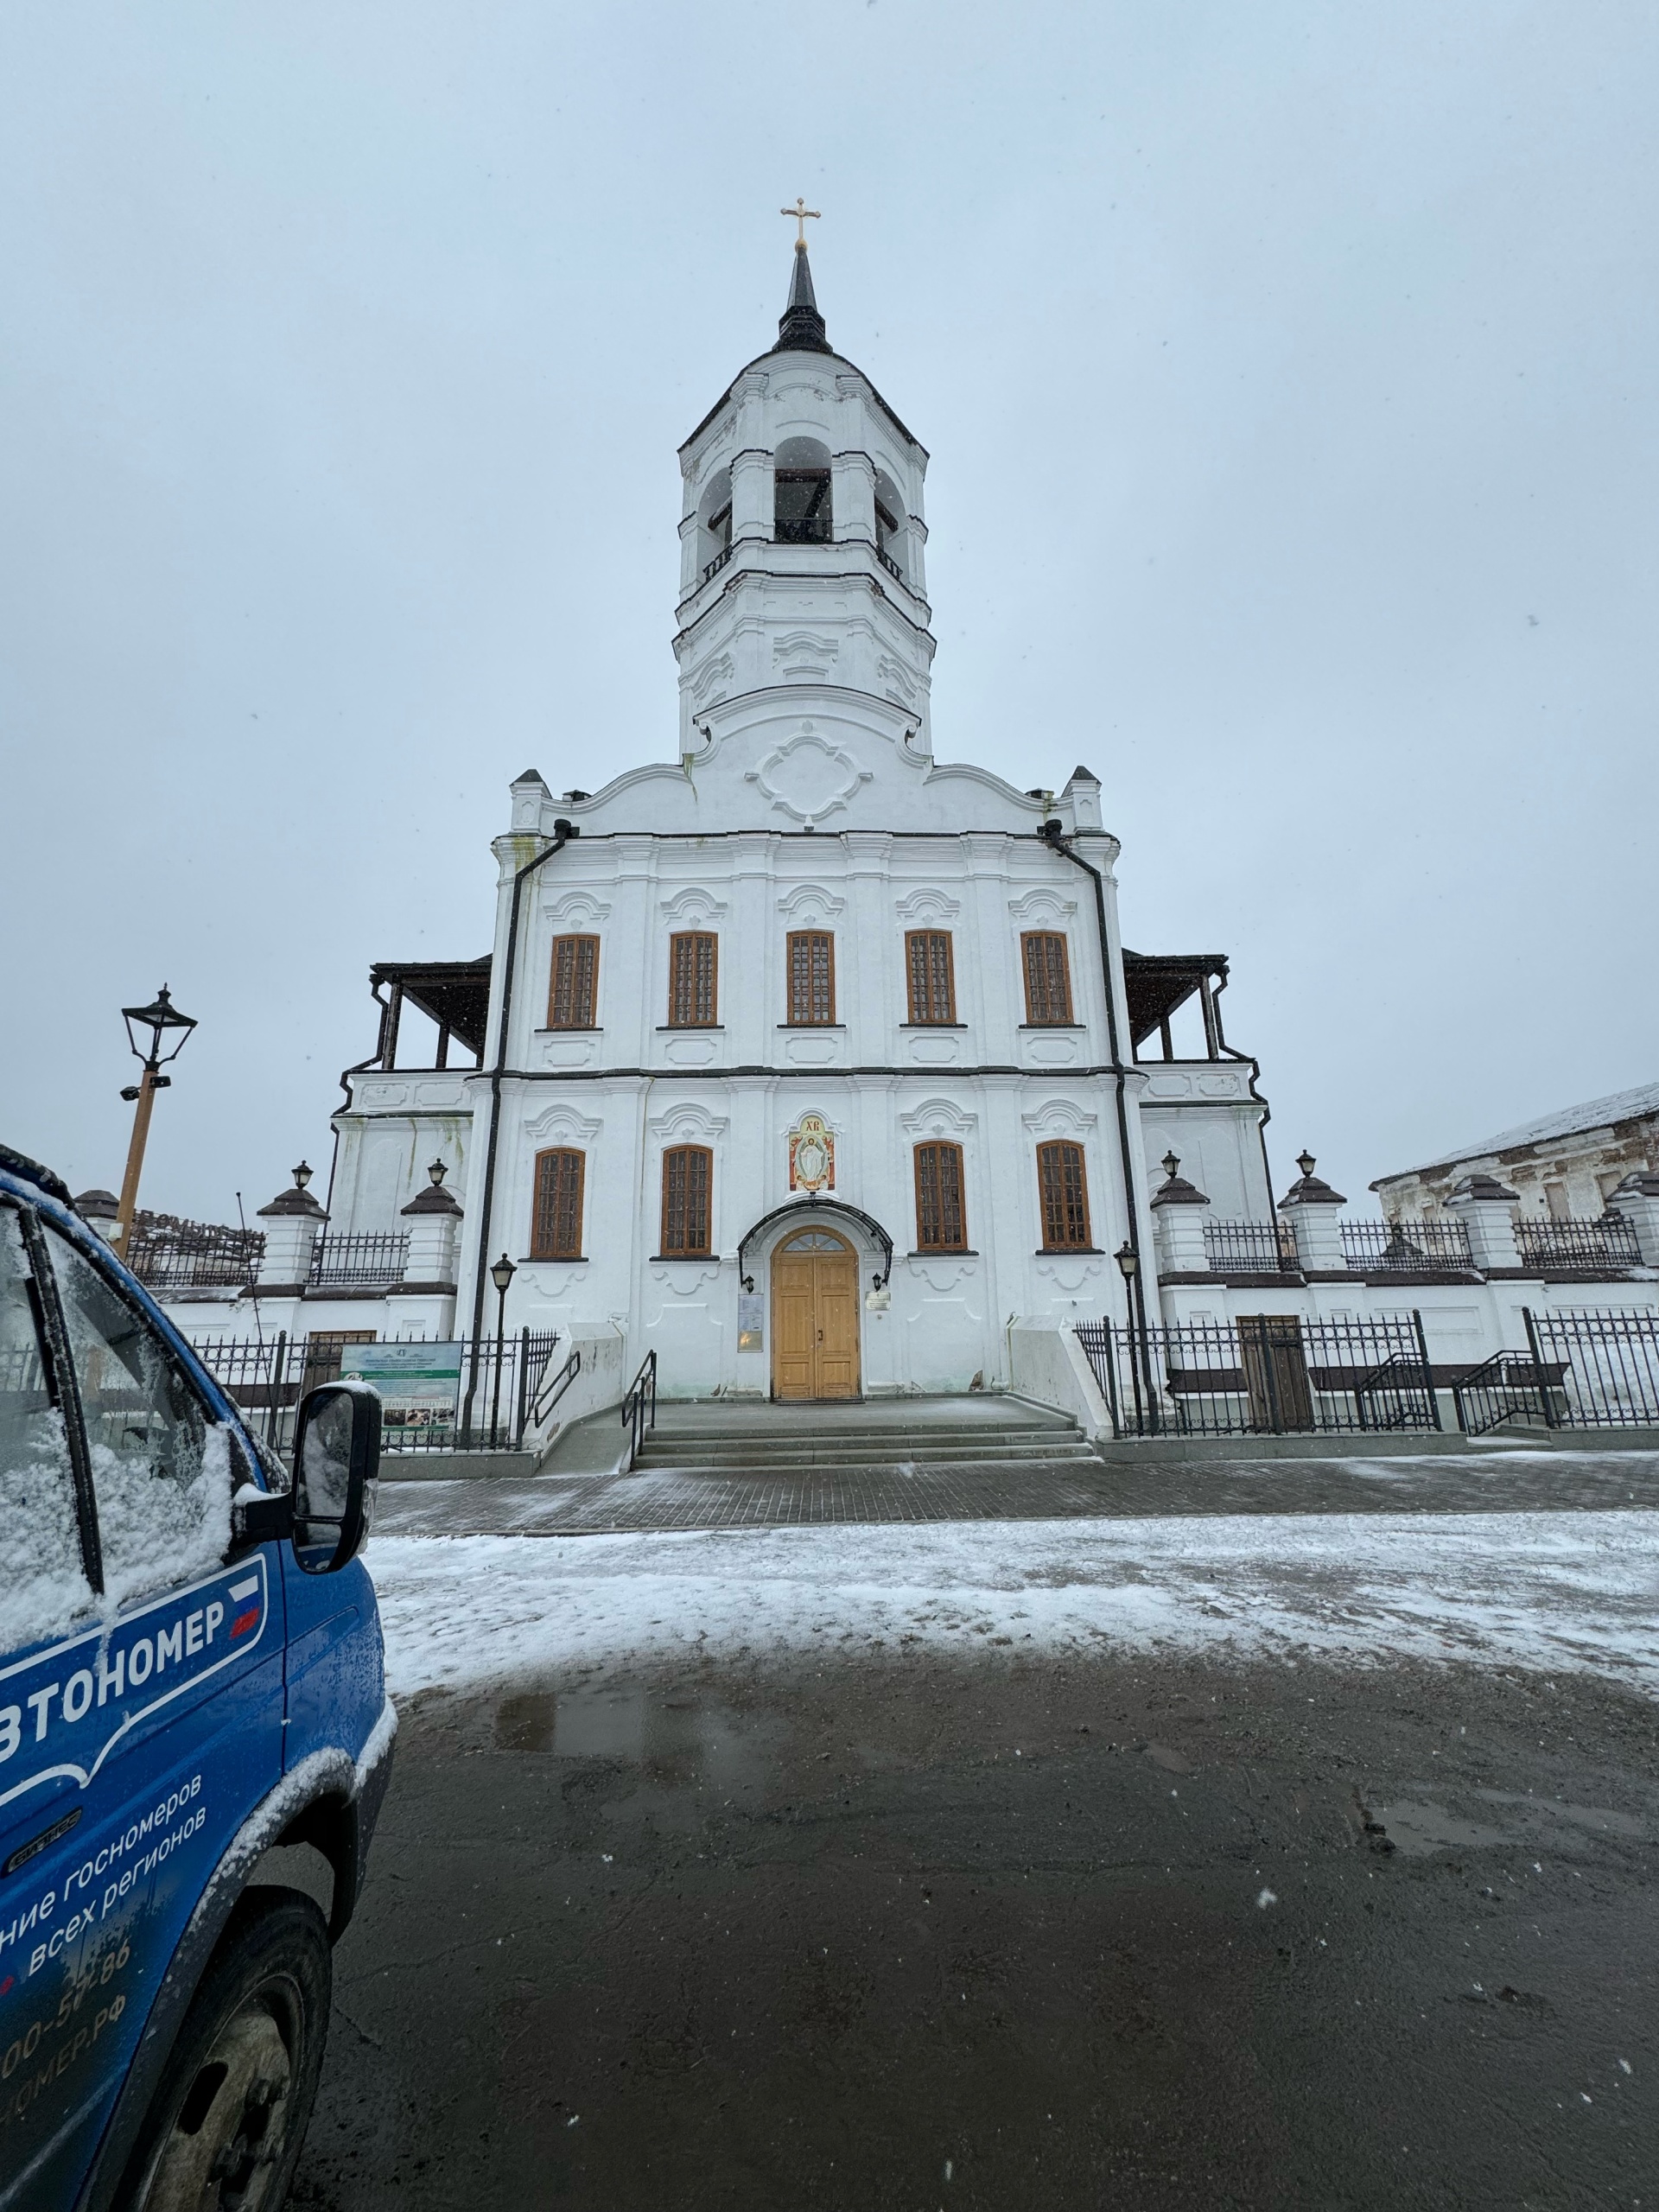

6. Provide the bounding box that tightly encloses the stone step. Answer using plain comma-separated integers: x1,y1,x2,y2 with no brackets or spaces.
621,1454,1105,1484
639,1421,1076,1451
633,1437,1096,1471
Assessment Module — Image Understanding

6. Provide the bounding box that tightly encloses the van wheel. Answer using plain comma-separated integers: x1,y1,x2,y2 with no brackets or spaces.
124,1891,332,2212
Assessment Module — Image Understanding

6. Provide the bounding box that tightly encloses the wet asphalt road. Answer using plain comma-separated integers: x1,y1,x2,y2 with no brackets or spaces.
287,1649,1658,2210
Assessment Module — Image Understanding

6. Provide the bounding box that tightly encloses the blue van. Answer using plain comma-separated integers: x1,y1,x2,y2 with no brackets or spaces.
0,1144,393,2211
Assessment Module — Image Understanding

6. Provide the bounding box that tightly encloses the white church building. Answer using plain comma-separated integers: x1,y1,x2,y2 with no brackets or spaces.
308,234,1273,1403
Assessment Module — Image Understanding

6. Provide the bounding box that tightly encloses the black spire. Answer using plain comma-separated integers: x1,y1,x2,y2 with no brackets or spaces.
773,241,832,354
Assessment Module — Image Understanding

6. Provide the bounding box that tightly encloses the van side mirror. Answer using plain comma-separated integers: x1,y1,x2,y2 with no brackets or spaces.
292,1382,381,1574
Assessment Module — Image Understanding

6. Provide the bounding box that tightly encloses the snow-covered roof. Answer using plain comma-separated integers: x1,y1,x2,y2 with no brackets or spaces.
1394,1081,1659,1178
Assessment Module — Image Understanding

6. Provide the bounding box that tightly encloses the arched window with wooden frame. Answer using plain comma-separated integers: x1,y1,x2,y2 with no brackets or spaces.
546,934,599,1030
785,931,836,1026
659,1144,714,1257
1020,931,1074,1026
913,1141,968,1253
1036,1140,1093,1251
667,932,718,1027
531,1147,586,1260
905,929,957,1025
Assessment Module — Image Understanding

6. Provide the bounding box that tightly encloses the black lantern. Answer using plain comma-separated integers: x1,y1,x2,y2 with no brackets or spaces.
428,1159,448,1187
1160,1151,1180,1182
122,986,197,1071
1115,1240,1139,1281
490,1253,517,1298
1296,1149,1317,1180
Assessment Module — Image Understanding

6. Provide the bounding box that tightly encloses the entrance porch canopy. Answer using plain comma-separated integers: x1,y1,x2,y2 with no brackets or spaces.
738,1198,894,1290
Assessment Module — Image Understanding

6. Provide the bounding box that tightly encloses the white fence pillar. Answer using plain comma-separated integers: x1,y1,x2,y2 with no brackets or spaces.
256,1166,326,1287
1278,1153,1346,1274
401,1161,463,1286
1606,1171,1659,1268
1444,1173,1522,1271
1150,1155,1211,1274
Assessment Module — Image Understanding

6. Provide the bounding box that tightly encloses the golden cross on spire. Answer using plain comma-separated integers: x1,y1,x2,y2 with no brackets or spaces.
780,197,821,247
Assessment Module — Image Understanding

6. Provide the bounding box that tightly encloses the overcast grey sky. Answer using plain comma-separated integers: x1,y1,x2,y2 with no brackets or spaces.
3,0,1655,1222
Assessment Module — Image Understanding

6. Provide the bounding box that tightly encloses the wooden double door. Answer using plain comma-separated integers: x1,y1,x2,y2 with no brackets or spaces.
771,1228,861,1401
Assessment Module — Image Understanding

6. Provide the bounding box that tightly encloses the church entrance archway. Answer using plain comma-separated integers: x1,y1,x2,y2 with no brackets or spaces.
771,1227,860,1401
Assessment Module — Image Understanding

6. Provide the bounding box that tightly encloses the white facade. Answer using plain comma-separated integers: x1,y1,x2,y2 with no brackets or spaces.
314,246,1274,1399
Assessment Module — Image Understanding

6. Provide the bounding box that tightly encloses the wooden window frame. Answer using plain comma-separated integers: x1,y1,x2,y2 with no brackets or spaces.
546,934,599,1030
531,1147,586,1261
785,930,836,1027
667,932,719,1027
1036,1140,1094,1252
1020,931,1074,1027
913,1141,969,1254
905,929,957,1026
659,1144,714,1258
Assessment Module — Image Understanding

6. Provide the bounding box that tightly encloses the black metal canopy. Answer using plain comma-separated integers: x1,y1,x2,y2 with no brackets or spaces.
737,1198,895,1287
370,957,493,1061
1122,950,1230,1054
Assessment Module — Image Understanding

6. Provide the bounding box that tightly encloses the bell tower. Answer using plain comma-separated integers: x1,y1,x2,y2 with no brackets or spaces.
673,226,938,772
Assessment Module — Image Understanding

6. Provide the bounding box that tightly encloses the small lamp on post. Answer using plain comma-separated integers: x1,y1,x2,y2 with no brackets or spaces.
113,987,197,1257
488,1254,517,1445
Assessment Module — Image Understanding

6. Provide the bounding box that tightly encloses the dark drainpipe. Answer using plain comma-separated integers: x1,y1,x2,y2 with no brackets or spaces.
461,822,572,1433
1039,818,1159,1422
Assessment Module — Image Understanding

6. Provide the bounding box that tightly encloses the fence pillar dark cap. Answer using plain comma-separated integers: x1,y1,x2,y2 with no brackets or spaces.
1279,1169,1346,1207
73,1188,119,1222
1151,1169,1210,1207
1449,1171,1520,1203
401,1183,463,1217
257,1171,327,1219
1611,1169,1659,1198
1064,763,1101,787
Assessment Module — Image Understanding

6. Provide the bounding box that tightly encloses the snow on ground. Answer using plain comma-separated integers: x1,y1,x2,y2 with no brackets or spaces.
369,1510,1659,1696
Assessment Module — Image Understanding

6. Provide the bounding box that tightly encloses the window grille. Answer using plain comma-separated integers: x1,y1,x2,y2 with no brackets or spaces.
786,931,836,1025
547,934,598,1029
914,1142,968,1252
531,1148,585,1260
905,930,957,1025
1021,931,1074,1025
667,932,718,1027
1037,1141,1092,1250
661,1145,713,1256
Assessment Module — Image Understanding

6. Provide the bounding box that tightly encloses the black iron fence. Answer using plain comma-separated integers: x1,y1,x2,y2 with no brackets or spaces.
1341,1218,1474,1272
1202,1222,1300,1274
129,1217,264,1291
1077,1313,1440,1438
1515,1218,1643,1271
189,1329,559,1455
307,1233,410,1289
1454,1308,1659,1433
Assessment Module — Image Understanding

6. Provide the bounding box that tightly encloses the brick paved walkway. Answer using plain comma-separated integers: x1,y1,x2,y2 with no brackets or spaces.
375,1442,1659,1539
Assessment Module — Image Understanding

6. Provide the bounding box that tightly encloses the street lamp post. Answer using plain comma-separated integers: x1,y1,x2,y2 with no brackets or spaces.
488,1253,517,1446
112,987,198,1258
1115,1238,1158,1435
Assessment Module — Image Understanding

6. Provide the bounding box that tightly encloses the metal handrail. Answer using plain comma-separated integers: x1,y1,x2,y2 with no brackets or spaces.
530,1344,582,1427
620,1349,658,1469
1452,1348,1554,1436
